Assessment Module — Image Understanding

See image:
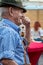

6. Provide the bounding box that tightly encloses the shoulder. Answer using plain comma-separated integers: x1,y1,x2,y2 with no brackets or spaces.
31,28,34,32
0,25,19,38
0,20,20,38
39,27,42,31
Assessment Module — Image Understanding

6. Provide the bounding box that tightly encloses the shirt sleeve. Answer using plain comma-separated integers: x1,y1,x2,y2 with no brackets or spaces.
0,28,17,60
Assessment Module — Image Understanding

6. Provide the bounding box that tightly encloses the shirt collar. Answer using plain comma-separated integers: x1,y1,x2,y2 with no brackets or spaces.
2,18,20,33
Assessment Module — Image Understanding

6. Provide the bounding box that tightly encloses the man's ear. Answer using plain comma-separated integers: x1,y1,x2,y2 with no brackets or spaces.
9,7,13,17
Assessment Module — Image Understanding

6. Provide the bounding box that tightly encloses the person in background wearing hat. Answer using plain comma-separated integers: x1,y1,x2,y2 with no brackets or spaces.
0,0,31,65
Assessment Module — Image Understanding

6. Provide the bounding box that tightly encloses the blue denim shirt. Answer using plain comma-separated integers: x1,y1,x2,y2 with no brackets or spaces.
0,18,24,65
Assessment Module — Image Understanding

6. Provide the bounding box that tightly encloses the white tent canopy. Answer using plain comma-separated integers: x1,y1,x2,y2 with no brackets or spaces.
23,2,43,10
24,5,43,10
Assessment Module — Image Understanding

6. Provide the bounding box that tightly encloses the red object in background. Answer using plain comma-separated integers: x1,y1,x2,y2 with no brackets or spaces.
27,42,43,65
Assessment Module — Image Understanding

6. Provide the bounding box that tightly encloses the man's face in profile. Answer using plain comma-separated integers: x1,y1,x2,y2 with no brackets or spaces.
11,7,23,25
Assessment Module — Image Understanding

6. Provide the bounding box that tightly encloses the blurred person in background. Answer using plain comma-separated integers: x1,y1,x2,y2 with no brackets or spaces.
31,21,43,42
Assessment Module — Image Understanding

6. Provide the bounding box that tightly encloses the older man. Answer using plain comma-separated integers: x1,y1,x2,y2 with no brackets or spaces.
0,0,31,65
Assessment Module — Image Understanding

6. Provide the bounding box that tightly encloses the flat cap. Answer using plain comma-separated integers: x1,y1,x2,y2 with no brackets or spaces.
0,0,26,13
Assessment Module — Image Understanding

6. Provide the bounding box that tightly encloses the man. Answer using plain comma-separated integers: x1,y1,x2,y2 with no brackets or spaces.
0,0,31,65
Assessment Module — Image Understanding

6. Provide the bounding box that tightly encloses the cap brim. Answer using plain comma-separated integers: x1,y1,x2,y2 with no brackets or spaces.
0,2,27,13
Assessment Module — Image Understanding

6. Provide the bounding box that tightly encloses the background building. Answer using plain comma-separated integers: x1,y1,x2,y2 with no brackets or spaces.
22,0,43,28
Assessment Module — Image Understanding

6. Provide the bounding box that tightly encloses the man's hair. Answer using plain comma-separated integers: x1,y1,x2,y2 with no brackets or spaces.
0,7,8,17
0,6,23,17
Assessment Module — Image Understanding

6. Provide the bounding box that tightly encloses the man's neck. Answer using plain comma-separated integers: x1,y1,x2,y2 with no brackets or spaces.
2,15,19,25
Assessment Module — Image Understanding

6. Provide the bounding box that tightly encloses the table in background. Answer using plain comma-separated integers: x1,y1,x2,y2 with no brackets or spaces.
27,42,43,65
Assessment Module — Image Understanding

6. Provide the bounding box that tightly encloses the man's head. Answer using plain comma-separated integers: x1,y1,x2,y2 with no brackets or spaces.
0,0,26,25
